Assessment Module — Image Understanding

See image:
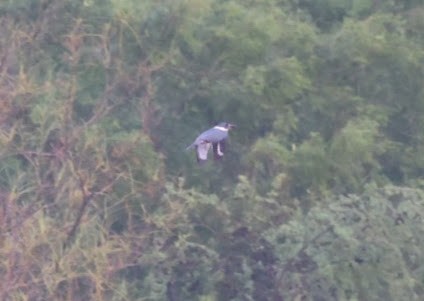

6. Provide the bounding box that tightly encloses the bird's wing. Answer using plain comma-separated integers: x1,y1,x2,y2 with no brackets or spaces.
213,140,226,160
198,128,227,143
196,142,211,163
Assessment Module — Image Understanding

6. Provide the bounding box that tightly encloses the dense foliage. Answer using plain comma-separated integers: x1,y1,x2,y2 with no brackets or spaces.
1,0,424,300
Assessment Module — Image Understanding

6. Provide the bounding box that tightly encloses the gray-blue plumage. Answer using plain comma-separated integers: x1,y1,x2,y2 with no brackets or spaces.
186,122,235,163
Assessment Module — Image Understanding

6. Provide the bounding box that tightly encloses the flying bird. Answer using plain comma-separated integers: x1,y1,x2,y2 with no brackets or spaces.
186,122,236,163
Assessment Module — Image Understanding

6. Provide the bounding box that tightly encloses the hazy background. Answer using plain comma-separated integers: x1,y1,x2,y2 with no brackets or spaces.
1,0,424,300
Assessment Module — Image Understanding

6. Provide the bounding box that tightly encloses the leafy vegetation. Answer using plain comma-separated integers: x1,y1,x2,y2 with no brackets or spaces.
1,0,424,300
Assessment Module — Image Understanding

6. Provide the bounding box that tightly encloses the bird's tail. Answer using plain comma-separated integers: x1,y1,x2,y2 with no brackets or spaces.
186,143,195,151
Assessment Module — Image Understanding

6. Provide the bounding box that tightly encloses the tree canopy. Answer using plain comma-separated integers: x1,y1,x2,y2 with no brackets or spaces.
1,0,424,300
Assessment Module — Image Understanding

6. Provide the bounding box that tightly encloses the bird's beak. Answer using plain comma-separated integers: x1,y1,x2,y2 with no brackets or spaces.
229,123,236,129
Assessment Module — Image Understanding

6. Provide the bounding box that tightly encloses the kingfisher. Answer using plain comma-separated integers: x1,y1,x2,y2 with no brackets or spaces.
186,122,236,163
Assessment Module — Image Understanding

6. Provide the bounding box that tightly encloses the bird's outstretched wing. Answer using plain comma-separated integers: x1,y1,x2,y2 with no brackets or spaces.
213,140,226,160
196,142,211,163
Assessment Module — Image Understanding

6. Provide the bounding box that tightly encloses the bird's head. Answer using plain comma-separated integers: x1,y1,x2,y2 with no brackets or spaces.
217,122,236,130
